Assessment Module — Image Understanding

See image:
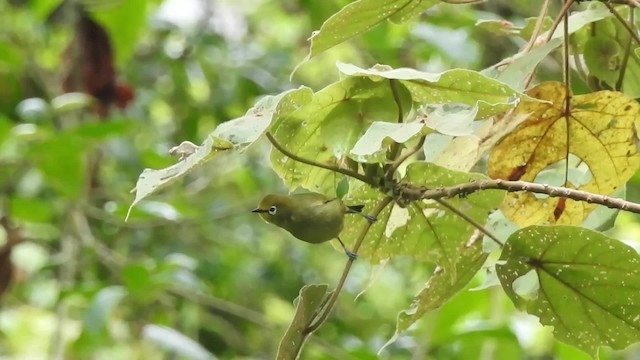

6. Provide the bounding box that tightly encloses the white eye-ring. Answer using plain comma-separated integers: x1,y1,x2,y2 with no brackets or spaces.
268,206,277,215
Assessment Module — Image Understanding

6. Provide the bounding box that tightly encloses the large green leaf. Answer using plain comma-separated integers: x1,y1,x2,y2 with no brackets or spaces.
496,226,640,356
300,0,439,63
384,235,488,349
338,62,526,118
277,284,329,360
270,76,411,194
127,88,311,219
340,162,503,268
84,286,127,335
143,324,218,360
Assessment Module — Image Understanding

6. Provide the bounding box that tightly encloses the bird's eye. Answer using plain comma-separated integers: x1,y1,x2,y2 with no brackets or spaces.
268,206,277,215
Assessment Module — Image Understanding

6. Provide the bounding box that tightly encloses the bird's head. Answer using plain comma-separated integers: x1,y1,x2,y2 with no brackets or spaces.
251,194,292,225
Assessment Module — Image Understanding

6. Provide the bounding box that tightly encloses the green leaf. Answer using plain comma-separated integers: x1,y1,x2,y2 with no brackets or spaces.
341,162,504,266
338,62,526,118
84,286,127,335
270,76,411,194
496,226,640,357
300,0,439,63
91,0,147,65
51,93,95,114
128,88,311,219
143,324,218,360
9,197,54,223
72,121,133,140
29,134,86,199
213,87,313,148
384,236,488,350
277,284,329,360
349,121,425,163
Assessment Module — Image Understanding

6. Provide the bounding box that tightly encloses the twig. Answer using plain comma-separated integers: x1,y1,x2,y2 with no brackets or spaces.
396,179,640,214
615,5,634,91
303,196,393,335
265,132,372,186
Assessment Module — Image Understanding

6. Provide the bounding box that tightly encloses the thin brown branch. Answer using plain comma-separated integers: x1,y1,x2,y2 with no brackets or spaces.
396,179,640,214
615,6,634,91
265,132,372,186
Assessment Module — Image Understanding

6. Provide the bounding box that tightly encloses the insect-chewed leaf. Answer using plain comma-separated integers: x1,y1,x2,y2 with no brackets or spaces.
488,81,640,226
384,235,488,350
270,76,412,194
496,226,640,357
341,163,503,271
277,284,329,360
338,62,527,119
298,0,438,65
127,88,311,220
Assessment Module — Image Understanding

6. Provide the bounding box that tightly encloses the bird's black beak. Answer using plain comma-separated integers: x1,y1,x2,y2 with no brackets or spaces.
251,208,266,213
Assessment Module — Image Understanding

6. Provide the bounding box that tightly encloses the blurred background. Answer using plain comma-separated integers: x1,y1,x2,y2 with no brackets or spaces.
0,0,638,359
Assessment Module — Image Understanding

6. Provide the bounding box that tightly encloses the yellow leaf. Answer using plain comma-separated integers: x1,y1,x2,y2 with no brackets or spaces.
488,81,640,226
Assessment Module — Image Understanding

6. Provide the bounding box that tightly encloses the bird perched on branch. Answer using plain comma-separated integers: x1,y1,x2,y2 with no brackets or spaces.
252,193,376,259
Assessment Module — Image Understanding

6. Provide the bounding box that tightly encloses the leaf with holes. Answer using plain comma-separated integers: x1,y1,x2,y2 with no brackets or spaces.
270,76,411,195
496,226,640,357
384,234,488,350
299,0,438,64
127,87,312,219
488,81,640,226
340,162,503,270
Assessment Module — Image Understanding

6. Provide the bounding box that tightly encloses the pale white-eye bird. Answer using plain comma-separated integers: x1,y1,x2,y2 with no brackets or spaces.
251,192,376,259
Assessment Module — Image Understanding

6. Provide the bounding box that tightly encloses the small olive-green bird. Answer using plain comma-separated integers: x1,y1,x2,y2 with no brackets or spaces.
252,192,376,259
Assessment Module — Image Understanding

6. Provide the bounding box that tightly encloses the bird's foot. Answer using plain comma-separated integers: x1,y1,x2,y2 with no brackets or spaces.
364,214,377,223
345,251,358,260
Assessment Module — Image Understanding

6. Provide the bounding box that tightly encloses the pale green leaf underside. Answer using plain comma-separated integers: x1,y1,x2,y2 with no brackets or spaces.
277,284,329,360
496,226,640,357
338,62,526,118
270,76,411,194
349,121,425,163
127,88,312,219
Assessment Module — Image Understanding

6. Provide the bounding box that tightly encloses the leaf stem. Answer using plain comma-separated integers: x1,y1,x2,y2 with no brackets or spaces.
385,80,406,181
303,196,393,335
265,132,373,186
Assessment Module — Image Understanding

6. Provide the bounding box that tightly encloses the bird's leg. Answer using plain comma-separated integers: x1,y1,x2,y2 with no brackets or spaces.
360,213,377,223
346,208,377,223
336,237,357,260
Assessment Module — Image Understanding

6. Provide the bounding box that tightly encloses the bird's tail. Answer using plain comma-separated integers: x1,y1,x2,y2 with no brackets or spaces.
346,205,376,223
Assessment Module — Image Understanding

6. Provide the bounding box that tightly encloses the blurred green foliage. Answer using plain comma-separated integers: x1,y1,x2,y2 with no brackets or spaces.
1,0,640,359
